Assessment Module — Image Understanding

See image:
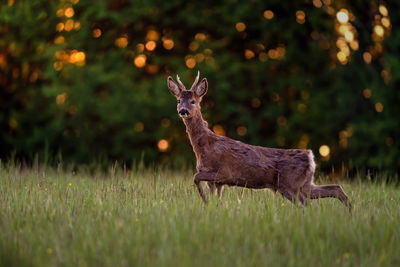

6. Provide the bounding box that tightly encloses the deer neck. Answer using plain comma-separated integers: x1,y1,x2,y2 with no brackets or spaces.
183,111,211,151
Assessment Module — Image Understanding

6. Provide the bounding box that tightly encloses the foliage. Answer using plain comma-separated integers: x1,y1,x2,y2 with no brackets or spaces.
1,164,400,266
0,0,399,175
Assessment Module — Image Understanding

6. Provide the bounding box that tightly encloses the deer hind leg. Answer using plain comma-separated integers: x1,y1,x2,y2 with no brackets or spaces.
305,184,352,211
193,172,217,203
207,182,216,195
278,188,306,206
216,184,223,199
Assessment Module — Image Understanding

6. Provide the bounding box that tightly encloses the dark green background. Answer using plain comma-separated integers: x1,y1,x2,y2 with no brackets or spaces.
1,0,399,176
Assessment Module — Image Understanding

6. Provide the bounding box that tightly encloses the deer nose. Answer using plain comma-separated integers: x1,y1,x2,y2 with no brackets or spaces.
179,109,189,116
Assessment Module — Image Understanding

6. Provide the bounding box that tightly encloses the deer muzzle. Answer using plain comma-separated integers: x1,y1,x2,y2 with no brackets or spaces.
179,109,189,117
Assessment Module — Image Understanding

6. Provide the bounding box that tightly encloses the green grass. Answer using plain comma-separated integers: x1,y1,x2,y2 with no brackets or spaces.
0,161,399,267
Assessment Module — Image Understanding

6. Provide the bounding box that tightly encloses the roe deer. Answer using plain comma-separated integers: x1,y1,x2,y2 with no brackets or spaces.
167,71,351,210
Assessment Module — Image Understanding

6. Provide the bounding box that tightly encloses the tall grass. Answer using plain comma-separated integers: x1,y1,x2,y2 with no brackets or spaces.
0,161,399,266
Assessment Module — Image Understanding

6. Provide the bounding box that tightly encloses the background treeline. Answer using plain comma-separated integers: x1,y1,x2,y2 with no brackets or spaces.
0,0,399,176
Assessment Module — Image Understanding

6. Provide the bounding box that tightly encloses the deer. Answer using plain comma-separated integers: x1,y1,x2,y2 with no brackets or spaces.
167,71,352,210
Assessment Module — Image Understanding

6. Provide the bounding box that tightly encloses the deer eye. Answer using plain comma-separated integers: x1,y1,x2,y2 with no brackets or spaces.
191,100,195,105
177,99,181,104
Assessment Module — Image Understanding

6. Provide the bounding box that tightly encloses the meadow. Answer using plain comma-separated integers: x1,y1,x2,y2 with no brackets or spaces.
0,161,399,267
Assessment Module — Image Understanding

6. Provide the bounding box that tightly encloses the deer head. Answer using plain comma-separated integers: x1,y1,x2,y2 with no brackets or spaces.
167,71,208,119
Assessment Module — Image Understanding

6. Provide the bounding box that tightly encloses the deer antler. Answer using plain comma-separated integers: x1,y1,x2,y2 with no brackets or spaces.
190,70,200,91
176,75,186,90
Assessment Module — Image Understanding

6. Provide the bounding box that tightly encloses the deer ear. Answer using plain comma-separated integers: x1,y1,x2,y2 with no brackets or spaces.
167,76,181,97
194,78,208,98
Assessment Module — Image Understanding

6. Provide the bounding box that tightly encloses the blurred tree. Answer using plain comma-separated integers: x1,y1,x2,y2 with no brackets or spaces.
0,0,398,176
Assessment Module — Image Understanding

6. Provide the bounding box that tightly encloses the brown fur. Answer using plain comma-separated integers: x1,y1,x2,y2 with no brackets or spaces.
167,72,351,210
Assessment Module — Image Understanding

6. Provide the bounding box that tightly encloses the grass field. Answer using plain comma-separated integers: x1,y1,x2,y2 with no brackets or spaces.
0,161,399,267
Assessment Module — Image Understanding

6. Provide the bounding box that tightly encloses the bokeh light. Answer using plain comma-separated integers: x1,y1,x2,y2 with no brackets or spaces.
319,145,330,157
235,22,246,32
263,10,274,20
336,10,349,24
92,28,102,38
134,55,146,68
157,139,169,152
296,10,306,24
213,125,226,136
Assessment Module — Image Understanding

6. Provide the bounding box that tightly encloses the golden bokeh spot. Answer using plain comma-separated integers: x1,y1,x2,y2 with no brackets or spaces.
115,37,128,48
145,41,156,51
381,17,390,28
213,125,226,136
319,145,330,157
244,49,255,59
336,10,349,24
236,126,247,136
54,36,65,44
64,7,74,18
56,9,64,17
163,39,174,50
134,55,146,68
56,22,64,32
312,0,322,8
363,52,372,64
29,71,39,83
338,25,349,35
185,57,196,69
136,43,145,52
195,53,205,62
271,93,280,102
256,43,265,50
296,10,306,24
134,122,144,132
298,135,309,149
263,10,274,20
268,49,278,59
64,19,74,31
297,103,307,112
379,5,388,17
259,52,268,62
337,51,347,64
146,64,159,75
344,31,354,42
374,25,384,37
251,98,261,108
363,88,371,99
92,28,102,38
276,46,286,59
146,30,159,41
375,102,383,112
56,93,67,105
46,248,53,255
9,118,17,129
74,21,80,30
53,61,63,71
204,48,213,55
195,33,206,41
235,22,246,32
69,50,85,66
189,42,199,51
157,139,169,152
350,40,359,50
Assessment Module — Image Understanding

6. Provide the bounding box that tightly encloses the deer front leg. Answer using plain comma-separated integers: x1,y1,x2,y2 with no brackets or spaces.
193,172,217,203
